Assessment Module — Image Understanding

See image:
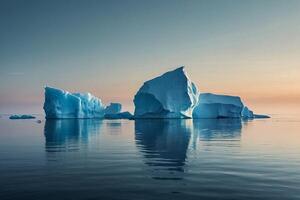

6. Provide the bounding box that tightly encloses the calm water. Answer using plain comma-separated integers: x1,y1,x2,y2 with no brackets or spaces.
0,115,300,200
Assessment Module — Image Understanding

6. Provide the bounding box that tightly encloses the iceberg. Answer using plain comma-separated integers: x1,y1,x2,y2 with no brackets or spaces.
133,66,199,118
104,103,122,114
193,93,270,119
193,93,244,118
104,103,133,119
43,87,106,119
104,111,133,120
9,114,36,120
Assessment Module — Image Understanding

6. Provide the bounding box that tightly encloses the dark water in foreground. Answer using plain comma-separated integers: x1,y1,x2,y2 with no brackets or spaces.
0,116,300,200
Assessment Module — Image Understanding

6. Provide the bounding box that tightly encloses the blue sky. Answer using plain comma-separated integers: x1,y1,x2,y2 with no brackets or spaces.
1,0,300,113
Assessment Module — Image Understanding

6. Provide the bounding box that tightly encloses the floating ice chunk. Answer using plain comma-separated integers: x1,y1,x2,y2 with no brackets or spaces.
134,66,199,118
9,114,36,120
253,114,270,119
105,103,122,114
43,87,106,119
242,106,270,119
104,111,133,119
193,93,244,118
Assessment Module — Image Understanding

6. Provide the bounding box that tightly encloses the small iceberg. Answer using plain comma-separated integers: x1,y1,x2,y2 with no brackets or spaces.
104,111,134,120
242,106,270,119
9,114,36,120
104,103,122,114
104,103,133,119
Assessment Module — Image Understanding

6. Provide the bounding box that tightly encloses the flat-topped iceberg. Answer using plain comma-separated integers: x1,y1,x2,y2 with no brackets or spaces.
43,87,106,119
134,66,199,118
9,114,36,120
193,93,244,118
193,93,270,119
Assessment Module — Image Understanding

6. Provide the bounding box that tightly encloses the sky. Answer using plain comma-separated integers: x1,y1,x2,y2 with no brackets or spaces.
0,0,300,114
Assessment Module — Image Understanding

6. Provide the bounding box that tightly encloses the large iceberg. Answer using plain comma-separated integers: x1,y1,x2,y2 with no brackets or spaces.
193,93,244,118
43,87,106,119
133,66,199,118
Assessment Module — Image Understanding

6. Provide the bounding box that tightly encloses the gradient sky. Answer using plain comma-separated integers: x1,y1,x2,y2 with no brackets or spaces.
1,0,300,114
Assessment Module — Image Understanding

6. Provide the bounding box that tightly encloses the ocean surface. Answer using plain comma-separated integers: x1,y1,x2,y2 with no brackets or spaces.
0,115,300,200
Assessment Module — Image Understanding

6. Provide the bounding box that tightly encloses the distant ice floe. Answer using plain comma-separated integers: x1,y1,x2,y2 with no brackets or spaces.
252,114,270,119
9,114,36,120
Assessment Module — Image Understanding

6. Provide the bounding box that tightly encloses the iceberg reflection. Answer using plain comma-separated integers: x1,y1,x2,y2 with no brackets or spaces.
192,118,242,140
44,119,103,152
135,119,192,180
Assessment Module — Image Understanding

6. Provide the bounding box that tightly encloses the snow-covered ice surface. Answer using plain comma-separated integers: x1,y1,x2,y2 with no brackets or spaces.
193,93,244,118
134,67,199,118
105,103,122,114
43,87,106,119
9,114,36,120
